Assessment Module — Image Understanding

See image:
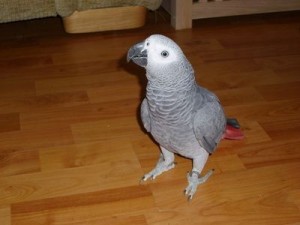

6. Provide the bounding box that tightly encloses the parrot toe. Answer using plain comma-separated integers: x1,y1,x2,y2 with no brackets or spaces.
184,169,214,200
141,161,175,182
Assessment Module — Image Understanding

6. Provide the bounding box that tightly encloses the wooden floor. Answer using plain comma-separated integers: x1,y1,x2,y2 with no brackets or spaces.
0,11,300,225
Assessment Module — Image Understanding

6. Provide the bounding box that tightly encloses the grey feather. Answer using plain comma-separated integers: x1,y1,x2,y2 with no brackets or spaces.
193,99,226,154
141,98,151,132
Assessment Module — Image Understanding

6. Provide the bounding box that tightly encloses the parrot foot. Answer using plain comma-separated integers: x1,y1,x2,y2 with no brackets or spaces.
184,169,214,200
141,154,175,182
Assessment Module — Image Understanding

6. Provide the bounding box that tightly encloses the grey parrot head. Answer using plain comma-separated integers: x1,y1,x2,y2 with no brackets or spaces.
127,34,194,86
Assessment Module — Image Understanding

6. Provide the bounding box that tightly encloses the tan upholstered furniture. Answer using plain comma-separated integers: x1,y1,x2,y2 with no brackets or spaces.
0,0,162,33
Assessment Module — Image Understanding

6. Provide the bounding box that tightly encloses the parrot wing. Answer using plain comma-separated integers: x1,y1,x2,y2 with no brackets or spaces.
141,98,151,132
193,101,226,154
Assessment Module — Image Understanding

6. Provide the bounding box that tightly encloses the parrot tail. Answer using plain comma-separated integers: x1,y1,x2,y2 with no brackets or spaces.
223,118,244,140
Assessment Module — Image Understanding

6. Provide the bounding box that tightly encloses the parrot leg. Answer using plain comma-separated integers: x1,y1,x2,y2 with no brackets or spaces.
185,152,213,200
141,146,175,182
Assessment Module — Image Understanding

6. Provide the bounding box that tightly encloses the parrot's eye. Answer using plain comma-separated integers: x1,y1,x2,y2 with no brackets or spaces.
146,42,150,46
161,50,169,58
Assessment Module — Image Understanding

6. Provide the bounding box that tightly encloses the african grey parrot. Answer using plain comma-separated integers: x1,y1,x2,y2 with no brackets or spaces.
127,34,228,200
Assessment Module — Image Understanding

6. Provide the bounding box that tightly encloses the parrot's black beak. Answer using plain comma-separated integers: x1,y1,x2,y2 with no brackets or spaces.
127,41,147,67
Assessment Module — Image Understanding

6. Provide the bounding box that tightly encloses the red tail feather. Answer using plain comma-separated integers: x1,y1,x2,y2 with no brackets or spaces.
223,125,244,140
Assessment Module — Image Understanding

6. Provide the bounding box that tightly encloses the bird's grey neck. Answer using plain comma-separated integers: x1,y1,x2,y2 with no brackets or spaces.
146,77,196,102
146,77,196,125
146,73,196,91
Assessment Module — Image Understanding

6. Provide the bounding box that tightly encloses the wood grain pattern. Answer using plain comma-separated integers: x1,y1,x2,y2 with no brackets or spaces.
165,0,300,29
0,11,300,225
63,6,147,33
192,0,300,19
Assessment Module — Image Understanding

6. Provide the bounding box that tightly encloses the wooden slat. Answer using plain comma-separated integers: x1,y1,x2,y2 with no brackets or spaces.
0,206,10,225
0,149,40,177
0,113,20,133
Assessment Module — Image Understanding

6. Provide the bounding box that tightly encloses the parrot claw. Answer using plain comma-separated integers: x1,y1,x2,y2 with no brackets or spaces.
184,169,214,200
141,160,175,182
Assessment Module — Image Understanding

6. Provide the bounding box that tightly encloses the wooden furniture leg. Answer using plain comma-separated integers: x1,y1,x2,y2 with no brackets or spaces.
170,0,193,30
